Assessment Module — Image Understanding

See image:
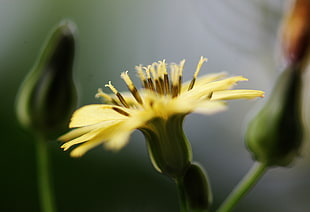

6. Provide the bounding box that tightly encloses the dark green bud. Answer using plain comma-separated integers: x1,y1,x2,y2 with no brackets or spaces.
141,115,192,179
181,162,212,212
16,20,77,138
246,66,303,166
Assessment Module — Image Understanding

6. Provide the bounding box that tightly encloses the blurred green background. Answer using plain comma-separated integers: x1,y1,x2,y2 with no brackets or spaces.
2,0,310,211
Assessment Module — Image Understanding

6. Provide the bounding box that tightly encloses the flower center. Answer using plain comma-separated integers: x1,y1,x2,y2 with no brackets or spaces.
96,57,208,114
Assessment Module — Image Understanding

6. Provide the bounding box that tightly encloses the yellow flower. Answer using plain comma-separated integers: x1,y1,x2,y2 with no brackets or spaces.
59,57,264,159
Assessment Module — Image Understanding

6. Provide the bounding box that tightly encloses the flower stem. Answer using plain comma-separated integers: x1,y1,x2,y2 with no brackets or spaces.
176,178,188,212
35,135,56,212
217,162,268,212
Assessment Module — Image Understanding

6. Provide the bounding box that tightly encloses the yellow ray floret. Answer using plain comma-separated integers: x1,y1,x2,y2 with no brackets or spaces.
59,57,264,157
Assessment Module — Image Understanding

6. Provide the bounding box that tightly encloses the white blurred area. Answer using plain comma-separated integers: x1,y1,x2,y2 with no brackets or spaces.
2,0,310,211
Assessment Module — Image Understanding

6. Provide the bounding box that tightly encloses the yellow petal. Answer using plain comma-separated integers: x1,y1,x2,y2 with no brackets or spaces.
211,89,265,100
192,101,227,114
61,130,100,151
67,111,150,156
184,76,248,99
60,120,123,150
103,111,155,150
59,124,100,141
69,104,128,128
181,72,227,93
68,121,125,157
70,136,106,157
104,130,132,150
166,97,197,115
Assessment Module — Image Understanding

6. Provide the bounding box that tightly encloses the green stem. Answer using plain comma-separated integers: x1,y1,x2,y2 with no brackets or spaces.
35,135,56,212
176,178,188,212
217,162,268,212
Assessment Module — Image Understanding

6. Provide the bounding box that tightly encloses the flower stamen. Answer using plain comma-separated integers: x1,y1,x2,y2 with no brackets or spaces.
136,65,148,89
95,88,120,105
164,73,170,95
150,64,164,95
121,71,143,105
188,56,208,91
170,63,180,98
178,60,185,94
144,66,156,92
105,81,129,108
112,106,130,116
95,88,112,101
158,60,170,95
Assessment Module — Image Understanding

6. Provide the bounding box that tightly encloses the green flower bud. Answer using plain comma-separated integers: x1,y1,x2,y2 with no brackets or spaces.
181,162,212,212
246,66,303,166
16,20,77,138
141,115,192,179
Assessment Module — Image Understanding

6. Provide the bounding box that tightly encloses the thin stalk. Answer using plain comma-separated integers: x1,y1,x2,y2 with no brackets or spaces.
217,162,268,212
176,178,188,212
35,135,56,212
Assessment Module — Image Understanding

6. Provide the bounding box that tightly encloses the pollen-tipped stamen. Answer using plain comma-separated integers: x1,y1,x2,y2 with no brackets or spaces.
121,71,143,105
95,88,120,105
188,57,208,91
150,64,163,95
136,65,149,89
158,60,170,95
170,63,180,98
178,60,185,94
95,88,112,101
144,66,155,92
105,81,129,108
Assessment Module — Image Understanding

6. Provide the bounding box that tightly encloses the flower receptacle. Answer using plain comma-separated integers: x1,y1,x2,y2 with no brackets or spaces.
141,115,192,179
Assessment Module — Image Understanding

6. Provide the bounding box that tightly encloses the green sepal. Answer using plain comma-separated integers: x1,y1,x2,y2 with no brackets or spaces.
141,115,192,179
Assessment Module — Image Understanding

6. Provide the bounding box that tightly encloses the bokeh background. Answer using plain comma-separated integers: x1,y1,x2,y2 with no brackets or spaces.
2,0,310,211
